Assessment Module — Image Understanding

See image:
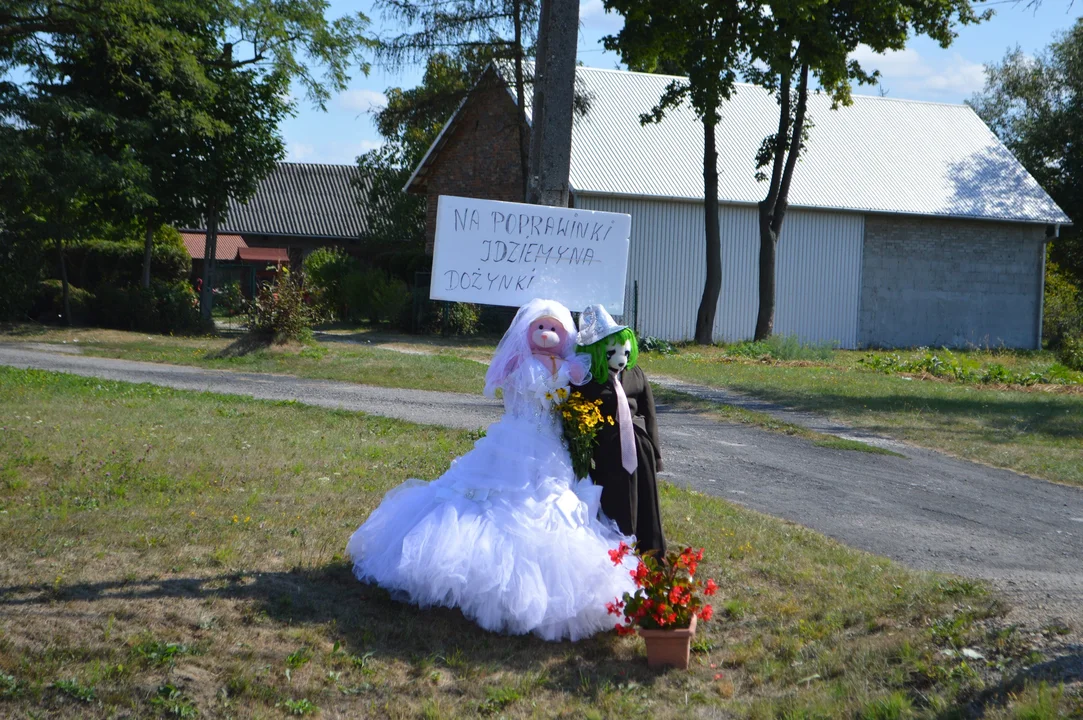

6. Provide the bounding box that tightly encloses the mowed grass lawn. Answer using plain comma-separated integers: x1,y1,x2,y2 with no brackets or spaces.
1,368,1079,719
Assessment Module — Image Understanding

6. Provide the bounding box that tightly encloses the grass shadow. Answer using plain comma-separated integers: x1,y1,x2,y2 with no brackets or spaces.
207,334,272,359
0,564,672,694
0,322,51,337
960,647,1083,717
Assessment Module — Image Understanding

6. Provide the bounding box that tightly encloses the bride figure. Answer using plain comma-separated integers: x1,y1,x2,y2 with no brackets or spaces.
347,298,636,641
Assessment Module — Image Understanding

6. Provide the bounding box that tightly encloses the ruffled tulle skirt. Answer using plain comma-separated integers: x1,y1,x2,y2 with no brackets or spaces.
346,415,636,641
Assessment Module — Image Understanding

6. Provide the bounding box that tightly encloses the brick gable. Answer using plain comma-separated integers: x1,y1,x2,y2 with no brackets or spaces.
421,77,525,253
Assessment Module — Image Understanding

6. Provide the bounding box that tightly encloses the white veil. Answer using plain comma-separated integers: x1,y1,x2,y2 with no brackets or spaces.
484,298,580,397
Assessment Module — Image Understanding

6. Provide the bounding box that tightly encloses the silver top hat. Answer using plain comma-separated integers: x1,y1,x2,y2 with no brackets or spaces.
577,304,628,347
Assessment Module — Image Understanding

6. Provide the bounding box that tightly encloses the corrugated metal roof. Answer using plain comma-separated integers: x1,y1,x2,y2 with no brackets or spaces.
432,64,1069,225
197,163,384,239
181,232,247,260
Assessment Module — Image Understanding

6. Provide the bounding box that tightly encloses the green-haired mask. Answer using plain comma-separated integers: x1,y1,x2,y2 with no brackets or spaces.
577,327,638,383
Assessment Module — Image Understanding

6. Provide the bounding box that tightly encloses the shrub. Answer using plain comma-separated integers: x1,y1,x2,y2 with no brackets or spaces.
93,280,204,334
1058,335,1083,371
419,300,481,336
0,232,45,321
32,279,94,324
357,268,409,324
638,336,676,355
1043,261,1082,348
859,348,1078,386
61,239,191,289
247,269,313,343
303,246,356,320
213,281,246,317
726,335,836,362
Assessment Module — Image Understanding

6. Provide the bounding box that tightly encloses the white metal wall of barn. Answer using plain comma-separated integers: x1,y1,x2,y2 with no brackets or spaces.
575,195,864,347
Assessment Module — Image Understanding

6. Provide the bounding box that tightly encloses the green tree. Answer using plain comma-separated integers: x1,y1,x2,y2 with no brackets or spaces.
48,1,218,288
0,1,165,323
172,0,375,320
969,19,1083,284
603,0,745,344
1,0,376,322
747,0,988,341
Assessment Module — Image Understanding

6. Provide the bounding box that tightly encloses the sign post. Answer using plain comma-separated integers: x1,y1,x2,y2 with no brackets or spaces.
429,195,631,314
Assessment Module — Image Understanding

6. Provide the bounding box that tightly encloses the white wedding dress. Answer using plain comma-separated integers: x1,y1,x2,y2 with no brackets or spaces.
347,352,636,641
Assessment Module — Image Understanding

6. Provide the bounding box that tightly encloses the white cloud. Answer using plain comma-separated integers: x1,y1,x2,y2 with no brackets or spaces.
850,45,989,102
923,54,987,94
285,140,385,165
851,45,925,79
337,88,388,113
287,142,316,161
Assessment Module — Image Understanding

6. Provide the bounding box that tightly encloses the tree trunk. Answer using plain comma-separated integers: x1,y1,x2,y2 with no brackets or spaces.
200,203,219,323
56,237,72,327
695,119,721,345
754,205,778,340
512,0,530,200
754,63,809,342
526,0,579,207
141,214,155,289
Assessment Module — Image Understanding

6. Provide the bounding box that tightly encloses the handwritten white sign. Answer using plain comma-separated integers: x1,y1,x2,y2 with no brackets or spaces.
429,195,631,313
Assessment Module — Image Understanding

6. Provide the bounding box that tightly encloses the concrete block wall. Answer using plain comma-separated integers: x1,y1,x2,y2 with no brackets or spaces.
859,214,1046,349
422,79,525,253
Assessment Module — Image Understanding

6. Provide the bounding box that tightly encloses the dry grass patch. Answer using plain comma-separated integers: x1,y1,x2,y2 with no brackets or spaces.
0,368,1080,718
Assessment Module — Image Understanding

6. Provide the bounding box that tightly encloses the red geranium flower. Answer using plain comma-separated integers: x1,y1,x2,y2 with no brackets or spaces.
615,623,636,636
608,541,631,565
610,545,720,634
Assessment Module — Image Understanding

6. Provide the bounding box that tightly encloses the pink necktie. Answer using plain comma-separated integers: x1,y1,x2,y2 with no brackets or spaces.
614,372,638,474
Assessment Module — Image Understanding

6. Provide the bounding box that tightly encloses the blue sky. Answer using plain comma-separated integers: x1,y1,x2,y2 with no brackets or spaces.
281,0,1083,165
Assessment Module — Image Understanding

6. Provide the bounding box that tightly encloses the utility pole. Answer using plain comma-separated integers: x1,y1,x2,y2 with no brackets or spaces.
526,0,579,207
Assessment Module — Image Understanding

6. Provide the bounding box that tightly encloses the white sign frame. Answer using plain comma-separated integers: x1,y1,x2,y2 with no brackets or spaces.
429,195,631,314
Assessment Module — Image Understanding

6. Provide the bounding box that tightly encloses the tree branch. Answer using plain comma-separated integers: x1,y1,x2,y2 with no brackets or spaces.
763,67,791,212
772,62,809,234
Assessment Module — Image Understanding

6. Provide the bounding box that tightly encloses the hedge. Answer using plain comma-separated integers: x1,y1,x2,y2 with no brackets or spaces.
57,239,191,289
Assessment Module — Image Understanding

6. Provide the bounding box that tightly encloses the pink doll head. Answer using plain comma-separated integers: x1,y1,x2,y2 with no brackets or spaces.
528,316,568,356
484,299,578,397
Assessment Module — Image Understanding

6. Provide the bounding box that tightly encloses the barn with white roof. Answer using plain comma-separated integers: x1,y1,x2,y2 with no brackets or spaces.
405,64,1072,349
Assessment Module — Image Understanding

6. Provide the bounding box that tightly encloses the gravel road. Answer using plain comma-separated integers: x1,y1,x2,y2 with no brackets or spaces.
2,343,1081,636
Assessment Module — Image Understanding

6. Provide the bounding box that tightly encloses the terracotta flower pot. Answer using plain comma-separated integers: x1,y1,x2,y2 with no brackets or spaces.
638,615,697,669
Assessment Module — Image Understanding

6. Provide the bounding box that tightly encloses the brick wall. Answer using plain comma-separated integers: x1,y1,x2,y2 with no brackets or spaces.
859,215,1046,349
422,78,525,253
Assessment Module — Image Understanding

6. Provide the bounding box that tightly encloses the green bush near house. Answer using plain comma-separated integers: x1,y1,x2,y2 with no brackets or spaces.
303,247,411,326
725,334,838,362
93,280,204,335
61,238,191,289
1058,334,1083,371
346,267,409,324
32,279,95,324
0,231,46,321
1043,260,1083,348
247,269,313,343
418,299,481,336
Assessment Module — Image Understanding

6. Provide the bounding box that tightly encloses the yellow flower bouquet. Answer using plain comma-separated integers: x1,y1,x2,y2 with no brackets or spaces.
559,391,615,479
